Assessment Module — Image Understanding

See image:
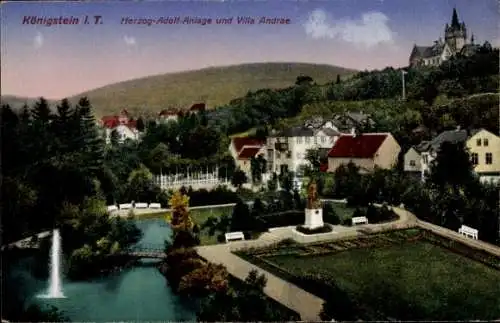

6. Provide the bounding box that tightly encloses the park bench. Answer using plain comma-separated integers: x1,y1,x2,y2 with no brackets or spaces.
458,225,478,240
107,205,118,212
119,203,133,210
149,203,161,209
225,231,245,243
352,216,369,226
135,203,148,209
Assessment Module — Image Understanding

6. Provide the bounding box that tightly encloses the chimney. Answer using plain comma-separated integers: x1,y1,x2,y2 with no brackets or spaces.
351,127,357,137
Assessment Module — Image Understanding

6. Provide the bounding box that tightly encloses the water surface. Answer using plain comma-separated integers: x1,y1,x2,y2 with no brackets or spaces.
28,217,196,322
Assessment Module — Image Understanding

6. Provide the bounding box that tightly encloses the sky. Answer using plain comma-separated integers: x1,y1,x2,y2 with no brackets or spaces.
1,0,498,99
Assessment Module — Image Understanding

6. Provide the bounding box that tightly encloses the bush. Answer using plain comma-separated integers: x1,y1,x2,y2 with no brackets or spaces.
295,224,333,235
341,218,352,226
323,204,340,225
185,186,240,207
258,211,304,229
216,233,226,243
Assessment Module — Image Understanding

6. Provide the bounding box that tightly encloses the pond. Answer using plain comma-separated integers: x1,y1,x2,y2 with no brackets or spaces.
23,217,197,322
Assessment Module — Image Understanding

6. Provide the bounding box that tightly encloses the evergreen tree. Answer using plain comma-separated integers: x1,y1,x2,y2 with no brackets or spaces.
30,97,52,124
75,97,105,174
53,99,75,152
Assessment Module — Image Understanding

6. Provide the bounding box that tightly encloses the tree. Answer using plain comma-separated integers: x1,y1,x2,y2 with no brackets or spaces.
336,74,341,84
231,168,247,189
136,117,145,132
110,129,120,146
295,75,314,86
74,97,105,174
428,141,475,193
250,155,267,183
230,199,254,232
305,148,325,173
126,164,155,202
148,143,170,174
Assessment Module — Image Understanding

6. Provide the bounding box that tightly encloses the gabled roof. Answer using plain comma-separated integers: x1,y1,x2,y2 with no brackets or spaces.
428,129,469,151
159,108,178,116
190,103,206,112
411,42,445,59
101,115,136,130
232,137,265,153
238,147,263,159
328,133,388,158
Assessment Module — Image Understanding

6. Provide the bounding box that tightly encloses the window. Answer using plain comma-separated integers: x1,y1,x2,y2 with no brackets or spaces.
486,153,493,165
422,155,428,164
297,137,302,144
484,138,489,146
277,152,281,159
409,160,416,167
321,136,326,143
305,137,310,144
314,136,318,144
471,153,479,165
476,138,482,146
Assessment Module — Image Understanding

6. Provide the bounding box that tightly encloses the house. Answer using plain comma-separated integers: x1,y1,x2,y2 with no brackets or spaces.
409,8,484,67
266,125,341,176
229,137,266,176
327,132,401,173
100,109,139,143
158,108,179,123
333,111,375,132
189,103,206,114
403,141,430,173
466,129,500,184
419,128,470,181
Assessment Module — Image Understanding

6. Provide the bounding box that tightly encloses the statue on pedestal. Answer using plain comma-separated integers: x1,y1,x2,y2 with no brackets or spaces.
306,180,321,209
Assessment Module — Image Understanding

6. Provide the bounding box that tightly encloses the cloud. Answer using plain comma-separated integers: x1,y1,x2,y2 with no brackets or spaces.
303,9,395,48
123,35,137,46
34,31,44,49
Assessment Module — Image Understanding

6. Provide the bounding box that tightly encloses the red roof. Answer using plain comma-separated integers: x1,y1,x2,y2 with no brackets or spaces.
327,134,388,158
190,103,206,112
159,109,178,116
101,115,136,130
232,137,266,153
238,147,262,159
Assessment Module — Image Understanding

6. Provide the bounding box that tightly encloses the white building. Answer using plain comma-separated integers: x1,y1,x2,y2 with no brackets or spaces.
105,124,139,144
100,109,140,144
266,126,340,176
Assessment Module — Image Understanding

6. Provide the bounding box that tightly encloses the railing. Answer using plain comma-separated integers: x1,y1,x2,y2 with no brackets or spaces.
154,173,231,189
127,243,165,253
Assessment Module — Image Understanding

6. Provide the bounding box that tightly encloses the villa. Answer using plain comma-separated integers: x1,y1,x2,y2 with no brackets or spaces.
327,132,401,173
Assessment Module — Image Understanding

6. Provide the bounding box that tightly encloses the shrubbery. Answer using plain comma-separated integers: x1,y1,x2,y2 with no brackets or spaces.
295,224,333,235
178,186,240,207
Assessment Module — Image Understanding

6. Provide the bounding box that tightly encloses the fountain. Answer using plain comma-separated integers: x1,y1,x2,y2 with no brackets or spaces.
38,229,65,298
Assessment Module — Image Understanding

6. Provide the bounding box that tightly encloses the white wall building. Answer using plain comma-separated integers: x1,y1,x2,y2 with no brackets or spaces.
105,124,139,144
266,126,340,176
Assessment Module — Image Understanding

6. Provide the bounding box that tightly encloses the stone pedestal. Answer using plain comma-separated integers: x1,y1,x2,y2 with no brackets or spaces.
304,208,324,229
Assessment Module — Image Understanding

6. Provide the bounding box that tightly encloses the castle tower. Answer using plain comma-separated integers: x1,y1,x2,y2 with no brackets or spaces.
444,8,467,52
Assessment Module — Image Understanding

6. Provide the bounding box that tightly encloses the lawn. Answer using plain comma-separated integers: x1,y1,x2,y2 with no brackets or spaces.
238,229,500,320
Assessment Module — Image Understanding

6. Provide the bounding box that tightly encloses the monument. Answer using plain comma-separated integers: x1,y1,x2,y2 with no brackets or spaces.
303,180,324,229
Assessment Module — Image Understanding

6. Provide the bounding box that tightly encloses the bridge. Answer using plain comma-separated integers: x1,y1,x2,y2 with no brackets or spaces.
120,243,166,259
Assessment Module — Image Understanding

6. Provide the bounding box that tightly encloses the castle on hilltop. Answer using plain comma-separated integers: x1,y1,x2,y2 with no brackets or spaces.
409,8,487,67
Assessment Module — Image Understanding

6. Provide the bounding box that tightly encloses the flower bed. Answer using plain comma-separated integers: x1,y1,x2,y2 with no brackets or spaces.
236,228,500,321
